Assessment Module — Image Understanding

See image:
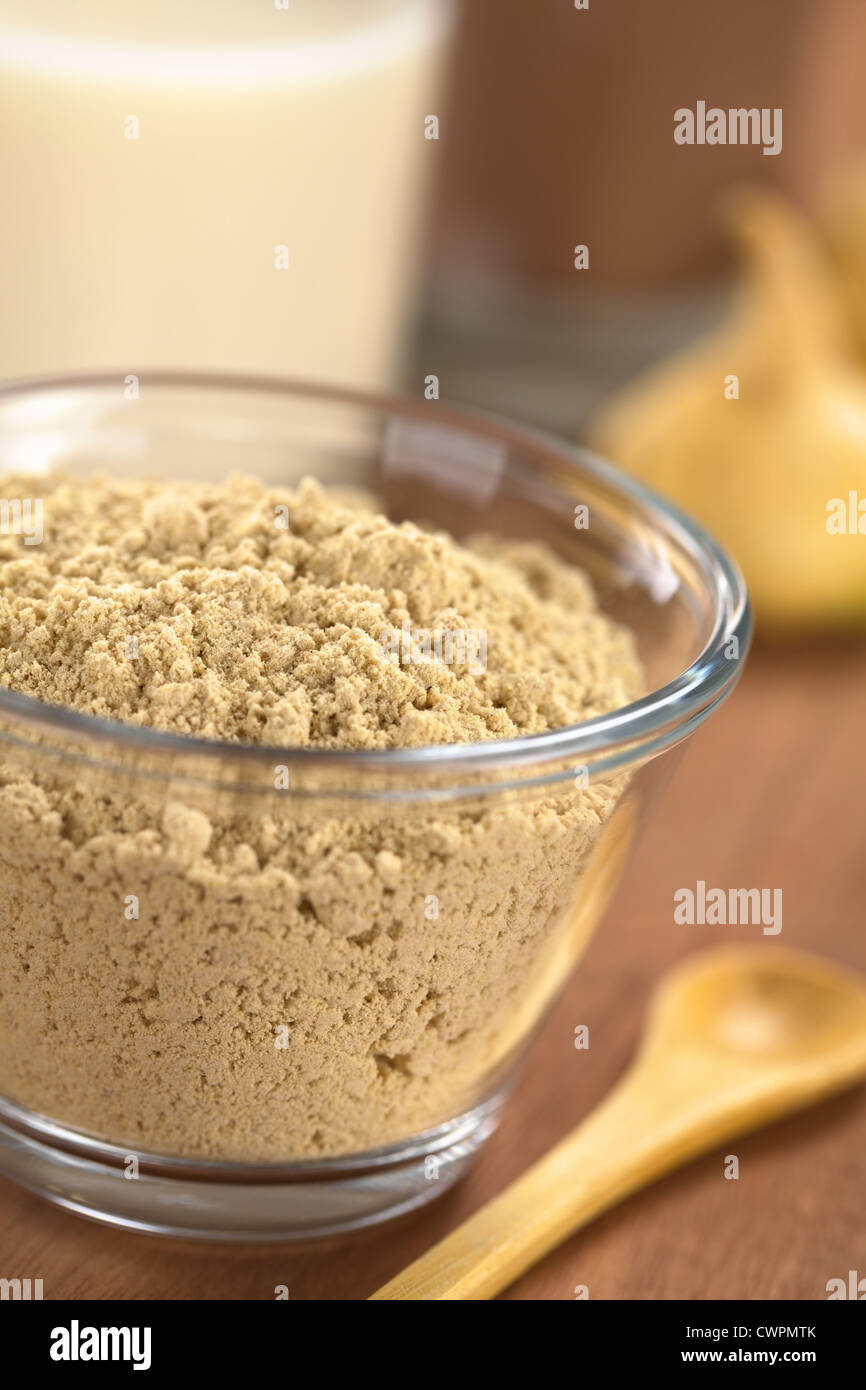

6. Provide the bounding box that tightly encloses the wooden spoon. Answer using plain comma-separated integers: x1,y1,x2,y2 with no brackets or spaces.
370,946,866,1300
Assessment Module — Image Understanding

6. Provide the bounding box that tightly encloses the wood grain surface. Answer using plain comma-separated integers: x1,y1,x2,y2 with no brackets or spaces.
1,641,864,1301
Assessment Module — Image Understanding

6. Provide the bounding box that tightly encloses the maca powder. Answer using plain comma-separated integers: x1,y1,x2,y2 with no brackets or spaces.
0,473,641,1160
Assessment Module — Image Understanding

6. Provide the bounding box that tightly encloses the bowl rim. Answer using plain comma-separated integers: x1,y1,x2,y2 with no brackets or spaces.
0,369,752,782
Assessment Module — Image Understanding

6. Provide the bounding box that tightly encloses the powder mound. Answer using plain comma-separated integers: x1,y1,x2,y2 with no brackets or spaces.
0,472,641,748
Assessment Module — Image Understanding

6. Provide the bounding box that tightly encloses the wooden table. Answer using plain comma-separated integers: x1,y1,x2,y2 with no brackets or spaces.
2,642,864,1300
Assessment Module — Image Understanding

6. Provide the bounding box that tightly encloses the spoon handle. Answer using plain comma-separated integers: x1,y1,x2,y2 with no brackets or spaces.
368,1070,678,1300
368,1057,778,1301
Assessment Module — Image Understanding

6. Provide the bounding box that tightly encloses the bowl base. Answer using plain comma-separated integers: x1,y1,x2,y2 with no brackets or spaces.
0,1090,506,1242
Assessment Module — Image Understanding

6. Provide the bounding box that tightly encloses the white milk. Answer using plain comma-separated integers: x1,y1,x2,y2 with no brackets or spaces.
0,1,450,387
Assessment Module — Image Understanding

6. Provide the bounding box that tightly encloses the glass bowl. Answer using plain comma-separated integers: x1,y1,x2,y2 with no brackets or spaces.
0,372,750,1239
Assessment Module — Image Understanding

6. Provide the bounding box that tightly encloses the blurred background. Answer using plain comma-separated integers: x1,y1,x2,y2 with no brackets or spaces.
0,0,864,1299
424,0,866,423
3,0,866,630
417,0,866,634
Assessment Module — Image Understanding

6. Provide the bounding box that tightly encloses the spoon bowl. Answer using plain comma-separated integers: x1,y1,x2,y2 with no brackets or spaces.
644,946,866,1066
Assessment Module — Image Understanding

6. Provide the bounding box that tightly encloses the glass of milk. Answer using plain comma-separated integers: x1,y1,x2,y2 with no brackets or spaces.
0,1,451,387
